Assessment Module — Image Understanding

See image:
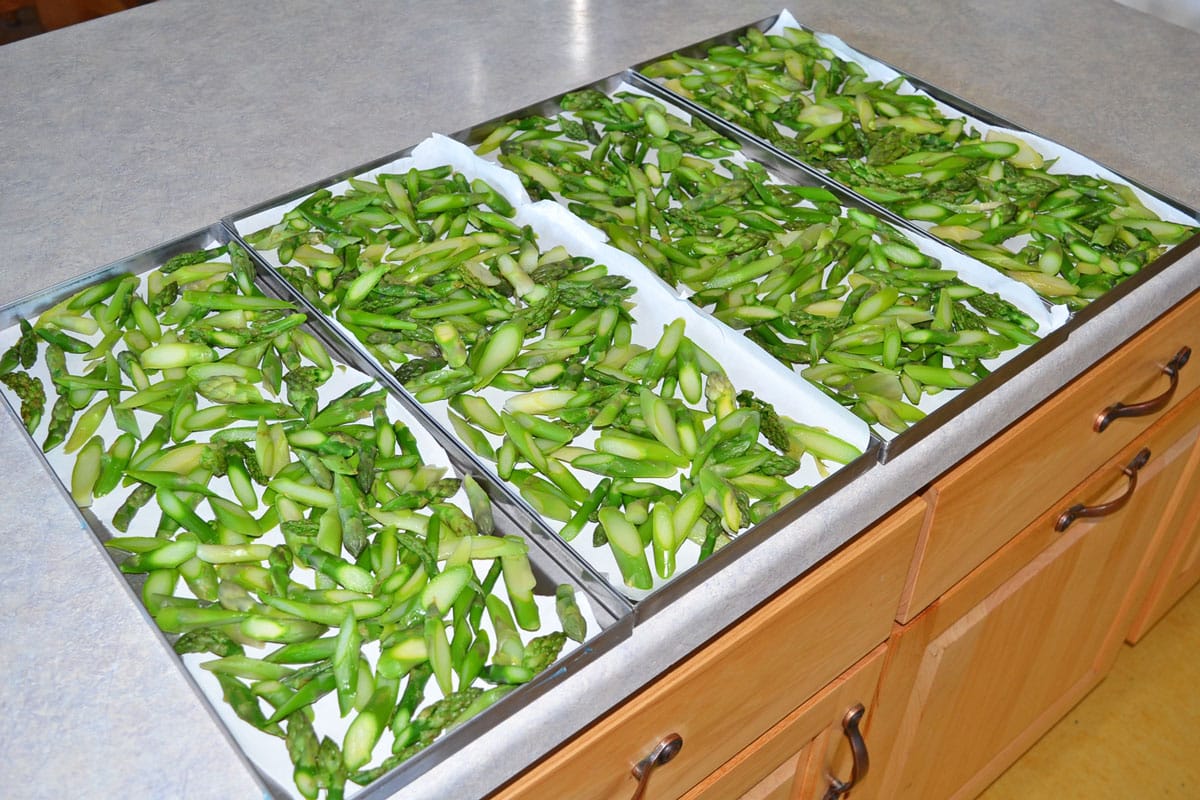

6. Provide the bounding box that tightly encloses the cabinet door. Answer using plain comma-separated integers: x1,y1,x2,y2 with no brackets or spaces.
679,646,885,800
490,501,923,800
1126,407,1200,642
872,394,1199,800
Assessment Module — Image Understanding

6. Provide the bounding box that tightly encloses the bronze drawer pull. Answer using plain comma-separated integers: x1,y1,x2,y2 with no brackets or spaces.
629,733,683,800
821,703,869,800
1055,447,1151,532
1094,346,1191,432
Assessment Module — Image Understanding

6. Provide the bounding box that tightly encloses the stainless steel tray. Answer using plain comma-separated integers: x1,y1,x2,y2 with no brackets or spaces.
443,70,1072,463
222,134,881,619
627,12,1200,339
0,222,632,800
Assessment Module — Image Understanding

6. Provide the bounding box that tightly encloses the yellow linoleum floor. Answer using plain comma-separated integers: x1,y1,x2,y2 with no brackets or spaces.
978,582,1200,799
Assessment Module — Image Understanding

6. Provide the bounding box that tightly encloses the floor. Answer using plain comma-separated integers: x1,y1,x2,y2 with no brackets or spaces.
979,581,1200,799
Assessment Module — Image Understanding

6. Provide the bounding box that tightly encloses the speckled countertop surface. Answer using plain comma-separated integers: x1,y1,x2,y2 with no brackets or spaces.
0,2,1197,798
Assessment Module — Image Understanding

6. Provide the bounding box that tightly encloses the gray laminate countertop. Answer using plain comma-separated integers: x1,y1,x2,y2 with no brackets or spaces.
1,2,1196,798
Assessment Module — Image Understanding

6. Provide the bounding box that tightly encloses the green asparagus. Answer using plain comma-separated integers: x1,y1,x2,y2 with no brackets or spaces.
471,85,1048,433
642,25,1197,307
2,243,589,798
246,163,861,589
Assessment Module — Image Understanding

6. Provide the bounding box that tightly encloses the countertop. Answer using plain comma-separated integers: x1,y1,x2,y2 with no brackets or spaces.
1,1,1197,798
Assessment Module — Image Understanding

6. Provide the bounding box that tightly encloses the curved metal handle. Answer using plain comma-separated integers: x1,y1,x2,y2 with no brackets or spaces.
629,733,683,800
821,703,869,800
1055,447,1151,532
1095,346,1190,432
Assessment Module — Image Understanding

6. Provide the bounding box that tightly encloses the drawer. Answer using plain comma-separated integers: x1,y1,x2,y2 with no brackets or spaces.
491,499,923,800
933,387,1200,629
679,645,886,800
899,289,1200,621
874,391,1200,799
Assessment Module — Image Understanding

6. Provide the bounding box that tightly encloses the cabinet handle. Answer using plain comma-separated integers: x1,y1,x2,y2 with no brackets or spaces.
629,733,683,800
1094,346,1190,432
1055,447,1151,532
820,703,869,800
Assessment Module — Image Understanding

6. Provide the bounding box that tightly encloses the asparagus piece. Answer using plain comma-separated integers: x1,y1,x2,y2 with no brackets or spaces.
1,371,45,433
554,584,588,643
597,507,653,590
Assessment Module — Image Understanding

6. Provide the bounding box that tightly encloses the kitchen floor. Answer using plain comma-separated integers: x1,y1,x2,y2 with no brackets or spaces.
978,582,1200,798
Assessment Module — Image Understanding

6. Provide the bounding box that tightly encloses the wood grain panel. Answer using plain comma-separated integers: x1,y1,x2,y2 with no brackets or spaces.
1126,402,1200,642
900,289,1200,621
491,502,922,800
680,646,885,800
874,394,1200,800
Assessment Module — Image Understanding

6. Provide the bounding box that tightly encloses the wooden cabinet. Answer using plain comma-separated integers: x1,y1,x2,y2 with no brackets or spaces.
871,387,1200,800
489,292,1200,800
898,290,1200,622
490,500,924,800
1125,402,1200,643
679,646,885,800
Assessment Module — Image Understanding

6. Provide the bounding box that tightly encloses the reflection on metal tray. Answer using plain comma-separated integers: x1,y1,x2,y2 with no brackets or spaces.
0,222,632,800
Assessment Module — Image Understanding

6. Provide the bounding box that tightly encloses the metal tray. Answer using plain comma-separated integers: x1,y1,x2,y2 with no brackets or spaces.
627,12,1200,340
0,222,632,800
444,70,1072,463
222,134,883,618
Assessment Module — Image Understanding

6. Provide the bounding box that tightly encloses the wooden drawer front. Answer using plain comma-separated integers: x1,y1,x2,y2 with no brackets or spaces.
680,645,886,800
900,290,1200,621
1130,481,1200,641
492,500,923,800
877,395,1200,800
